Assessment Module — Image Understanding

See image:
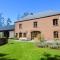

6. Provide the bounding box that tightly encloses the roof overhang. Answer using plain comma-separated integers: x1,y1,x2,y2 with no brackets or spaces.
15,13,60,23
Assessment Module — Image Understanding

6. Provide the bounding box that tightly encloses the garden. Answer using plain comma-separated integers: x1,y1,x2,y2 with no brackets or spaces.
0,39,60,60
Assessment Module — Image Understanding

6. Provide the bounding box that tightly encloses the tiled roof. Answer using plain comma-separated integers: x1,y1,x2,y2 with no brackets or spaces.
0,25,14,31
16,11,60,22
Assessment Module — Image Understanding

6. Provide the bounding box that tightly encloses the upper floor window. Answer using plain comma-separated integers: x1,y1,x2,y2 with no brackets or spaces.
33,22,37,28
53,31,59,38
53,19,58,26
19,24,22,29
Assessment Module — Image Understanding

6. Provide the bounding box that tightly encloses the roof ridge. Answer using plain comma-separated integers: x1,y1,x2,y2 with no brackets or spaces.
16,11,60,22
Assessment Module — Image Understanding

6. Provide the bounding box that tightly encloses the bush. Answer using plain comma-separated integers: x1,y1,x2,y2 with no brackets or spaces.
35,34,60,49
0,37,8,45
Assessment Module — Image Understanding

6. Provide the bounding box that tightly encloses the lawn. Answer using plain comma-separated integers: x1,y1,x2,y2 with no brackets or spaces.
0,40,60,60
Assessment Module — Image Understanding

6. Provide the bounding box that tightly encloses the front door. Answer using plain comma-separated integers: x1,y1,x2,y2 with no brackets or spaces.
31,31,41,40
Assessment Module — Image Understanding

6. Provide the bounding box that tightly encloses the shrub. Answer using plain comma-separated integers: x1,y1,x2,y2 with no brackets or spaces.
0,37,8,45
35,34,46,47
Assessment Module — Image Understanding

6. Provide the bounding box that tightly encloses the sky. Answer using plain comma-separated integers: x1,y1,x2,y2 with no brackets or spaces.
0,0,60,23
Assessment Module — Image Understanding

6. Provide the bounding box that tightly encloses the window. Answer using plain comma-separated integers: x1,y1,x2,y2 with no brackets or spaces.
53,19,58,26
33,22,37,28
23,33,26,37
16,33,18,37
19,33,22,37
19,24,22,29
53,31,59,38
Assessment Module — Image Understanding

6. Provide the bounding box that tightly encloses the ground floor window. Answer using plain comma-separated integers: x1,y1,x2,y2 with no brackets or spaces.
16,33,18,37
23,33,26,37
53,31,59,38
19,33,22,37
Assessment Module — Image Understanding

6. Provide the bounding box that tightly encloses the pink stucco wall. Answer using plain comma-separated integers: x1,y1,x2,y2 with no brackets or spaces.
15,15,60,40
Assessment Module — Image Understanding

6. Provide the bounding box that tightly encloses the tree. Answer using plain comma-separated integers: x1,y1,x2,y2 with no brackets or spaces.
17,14,20,20
21,12,29,18
30,13,33,15
0,13,4,27
6,18,12,26
21,12,34,18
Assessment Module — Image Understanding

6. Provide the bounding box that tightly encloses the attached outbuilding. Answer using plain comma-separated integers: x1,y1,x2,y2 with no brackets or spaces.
0,25,15,38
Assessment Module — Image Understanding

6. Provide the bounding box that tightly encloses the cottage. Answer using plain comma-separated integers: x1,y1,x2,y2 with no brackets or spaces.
15,11,60,40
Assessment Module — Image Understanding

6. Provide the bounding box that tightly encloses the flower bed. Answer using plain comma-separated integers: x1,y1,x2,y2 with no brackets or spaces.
36,40,60,49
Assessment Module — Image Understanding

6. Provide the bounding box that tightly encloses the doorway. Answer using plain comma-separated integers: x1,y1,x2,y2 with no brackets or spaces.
4,31,9,38
31,31,41,40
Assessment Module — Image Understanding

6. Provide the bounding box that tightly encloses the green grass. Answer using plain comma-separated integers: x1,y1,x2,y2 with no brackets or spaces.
0,40,60,60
